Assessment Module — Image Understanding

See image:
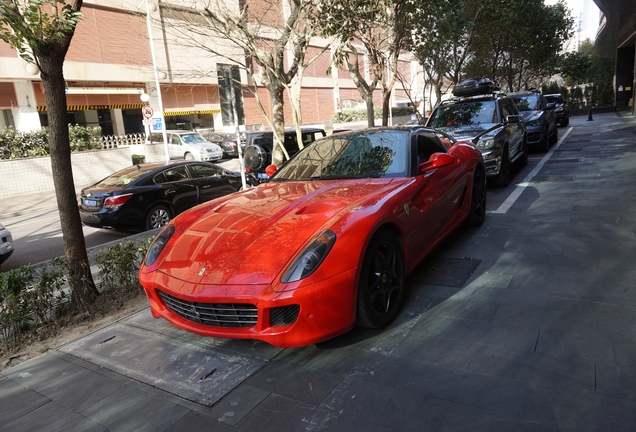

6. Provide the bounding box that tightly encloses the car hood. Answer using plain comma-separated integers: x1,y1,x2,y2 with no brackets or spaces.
437,123,498,141
186,142,223,152
519,110,543,122
155,178,407,285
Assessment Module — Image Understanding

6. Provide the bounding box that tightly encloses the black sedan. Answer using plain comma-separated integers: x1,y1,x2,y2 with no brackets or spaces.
79,161,257,231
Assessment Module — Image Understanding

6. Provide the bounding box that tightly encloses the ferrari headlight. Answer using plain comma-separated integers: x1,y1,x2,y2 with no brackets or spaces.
281,230,336,283
144,224,175,266
476,138,496,150
527,119,543,126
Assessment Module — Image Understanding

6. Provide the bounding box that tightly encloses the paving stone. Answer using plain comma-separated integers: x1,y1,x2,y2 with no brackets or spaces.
1,400,105,432
245,360,343,406
205,384,270,426
164,410,236,431
439,403,560,432
80,385,190,431
468,344,595,392
470,287,549,308
426,299,499,321
0,379,50,426
391,333,481,369
491,305,597,335
1,353,74,388
29,367,120,413
536,330,636,367
595,363,636,402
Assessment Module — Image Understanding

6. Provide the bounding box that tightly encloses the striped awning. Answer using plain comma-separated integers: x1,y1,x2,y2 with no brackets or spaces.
37,103,145,112
164,109,221,116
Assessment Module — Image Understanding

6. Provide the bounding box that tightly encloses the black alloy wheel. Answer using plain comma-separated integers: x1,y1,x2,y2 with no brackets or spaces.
467,169,487,227
550,125,559,145
356,231,405,328
146,205,172,230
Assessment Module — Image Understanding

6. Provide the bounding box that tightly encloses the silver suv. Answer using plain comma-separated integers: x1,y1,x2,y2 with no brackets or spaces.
426,78,527,187
151,130,224,161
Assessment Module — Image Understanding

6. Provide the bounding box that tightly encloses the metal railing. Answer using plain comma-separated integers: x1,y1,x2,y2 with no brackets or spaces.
101,133,146,149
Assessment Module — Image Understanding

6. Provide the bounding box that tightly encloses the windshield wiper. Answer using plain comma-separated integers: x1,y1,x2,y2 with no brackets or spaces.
310,175,368,180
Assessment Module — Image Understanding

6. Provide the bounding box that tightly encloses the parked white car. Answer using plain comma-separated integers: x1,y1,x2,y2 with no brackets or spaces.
0,222,14,268
151,130,224,162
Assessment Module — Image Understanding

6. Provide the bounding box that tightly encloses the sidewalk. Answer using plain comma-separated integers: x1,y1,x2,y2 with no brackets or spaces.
2,112,636,431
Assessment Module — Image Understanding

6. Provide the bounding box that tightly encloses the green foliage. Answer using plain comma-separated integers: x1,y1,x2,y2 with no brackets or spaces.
132,154,146,165
95,240,151,294
332,106,416,123
68,124,102,152
0,125,102,160
0,259,67,348
0,0,84,63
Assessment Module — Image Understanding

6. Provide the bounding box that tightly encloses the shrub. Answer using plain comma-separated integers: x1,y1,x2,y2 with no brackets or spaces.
95,239,152,294
331,106,417,123
0,125,102,160
132,154,146,165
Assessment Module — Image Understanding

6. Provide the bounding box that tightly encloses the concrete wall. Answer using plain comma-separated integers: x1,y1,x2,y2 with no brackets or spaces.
0,147,133,199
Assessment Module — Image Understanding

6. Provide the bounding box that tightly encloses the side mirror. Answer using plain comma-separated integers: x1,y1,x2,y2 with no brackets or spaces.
546,102,556,110
265,164,278,176
420,152,456,172
506,115,521,123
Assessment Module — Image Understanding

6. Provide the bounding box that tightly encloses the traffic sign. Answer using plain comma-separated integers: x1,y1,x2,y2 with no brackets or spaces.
142,119,153,126
142,106,154,119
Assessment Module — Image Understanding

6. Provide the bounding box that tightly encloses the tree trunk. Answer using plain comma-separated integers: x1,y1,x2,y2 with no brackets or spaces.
269,82,287,167
365,94,375,128
38,53,99,309
382,94,390,126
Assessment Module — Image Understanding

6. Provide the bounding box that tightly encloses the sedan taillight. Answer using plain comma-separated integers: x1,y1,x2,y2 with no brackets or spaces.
224,141,237,147
104,194,133,208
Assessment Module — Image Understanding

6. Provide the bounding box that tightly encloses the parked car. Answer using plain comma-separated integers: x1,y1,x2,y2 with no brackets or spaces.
139,126,486,347
199,131,246,158
544,93,570,127
0,222,14,268
243,128,327,182
508,90,558,151
79,161,257,231
426,78,527,187
150,130,224,161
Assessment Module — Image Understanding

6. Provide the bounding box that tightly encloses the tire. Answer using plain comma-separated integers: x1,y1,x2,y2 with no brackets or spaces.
467,169,486,227
540,127,550,152
518,135,528,167
145,205,172,230
564,116,569,127
184,152,195,161
490,147,510,188
244,144,270,171
356,231,405,329
550,125,558,145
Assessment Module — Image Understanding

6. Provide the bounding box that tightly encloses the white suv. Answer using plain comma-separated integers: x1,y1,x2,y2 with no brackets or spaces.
0,222,14,268
151,131,224,161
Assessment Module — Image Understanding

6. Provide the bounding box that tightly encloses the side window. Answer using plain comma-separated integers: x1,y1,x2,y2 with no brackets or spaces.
162,166,190,182
153,172,168,184
500,100,512,120
285,134,300,153
189,164,223,178
171,135,181,145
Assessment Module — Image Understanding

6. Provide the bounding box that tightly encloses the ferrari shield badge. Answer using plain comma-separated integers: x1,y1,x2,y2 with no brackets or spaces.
403,203,410,216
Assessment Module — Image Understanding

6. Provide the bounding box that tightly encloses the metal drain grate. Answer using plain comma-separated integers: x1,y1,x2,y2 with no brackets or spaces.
410,257,481,287
545,158,582,164
531,175,576,183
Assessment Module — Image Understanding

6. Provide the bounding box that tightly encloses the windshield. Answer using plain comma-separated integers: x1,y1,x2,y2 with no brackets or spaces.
511,95,540,111
179,133,208,144
96,165,153,187
428,100,497,130
545,95,562,104
272,130,409,181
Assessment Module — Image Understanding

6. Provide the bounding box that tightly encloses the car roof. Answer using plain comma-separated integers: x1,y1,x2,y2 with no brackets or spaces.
247,127,325,135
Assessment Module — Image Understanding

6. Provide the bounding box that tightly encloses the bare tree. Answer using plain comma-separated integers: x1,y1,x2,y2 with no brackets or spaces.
0,0,99,307
159,0,321,166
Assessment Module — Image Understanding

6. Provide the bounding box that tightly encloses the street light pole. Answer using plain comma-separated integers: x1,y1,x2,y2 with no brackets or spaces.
144,0,169,162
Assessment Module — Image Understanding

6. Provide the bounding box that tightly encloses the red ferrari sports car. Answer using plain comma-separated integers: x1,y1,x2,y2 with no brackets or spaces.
139,126,486,347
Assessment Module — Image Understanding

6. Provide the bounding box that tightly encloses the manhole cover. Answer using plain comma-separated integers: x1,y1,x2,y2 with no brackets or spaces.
58,308,281,407
531,175,576,183
545,158,582,164
410,257,481,287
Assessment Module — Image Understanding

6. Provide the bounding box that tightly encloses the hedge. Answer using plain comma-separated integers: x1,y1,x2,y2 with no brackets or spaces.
0,125,102,160
331,106,417,123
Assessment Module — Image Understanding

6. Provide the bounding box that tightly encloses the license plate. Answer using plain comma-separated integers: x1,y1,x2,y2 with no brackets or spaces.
211,153,221,159
84,199,97,206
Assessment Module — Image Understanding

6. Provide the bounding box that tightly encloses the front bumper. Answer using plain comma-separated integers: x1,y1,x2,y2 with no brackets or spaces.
139,267,358,347
479,149,502,177
525,125,545,146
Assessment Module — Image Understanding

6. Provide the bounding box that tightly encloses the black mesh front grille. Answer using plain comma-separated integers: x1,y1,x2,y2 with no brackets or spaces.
157,290,257,328
270,305,300,327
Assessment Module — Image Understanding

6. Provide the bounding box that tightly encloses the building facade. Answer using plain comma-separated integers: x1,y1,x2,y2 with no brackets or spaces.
0,0,424,136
